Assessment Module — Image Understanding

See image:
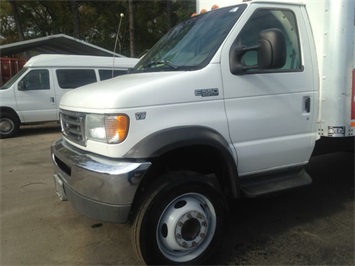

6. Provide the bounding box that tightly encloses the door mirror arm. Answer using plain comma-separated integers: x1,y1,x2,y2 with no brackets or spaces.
230,44,259,75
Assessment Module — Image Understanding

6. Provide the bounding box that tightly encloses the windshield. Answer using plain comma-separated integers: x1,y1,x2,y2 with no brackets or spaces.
133,4,246,73
0,67,28,90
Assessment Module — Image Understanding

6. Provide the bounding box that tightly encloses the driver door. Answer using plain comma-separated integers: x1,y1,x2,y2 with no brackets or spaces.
221,6,318,176
15,69,56,122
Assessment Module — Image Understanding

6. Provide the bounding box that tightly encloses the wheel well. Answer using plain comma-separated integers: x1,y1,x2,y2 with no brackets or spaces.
137,145,239,200
0,107,20,122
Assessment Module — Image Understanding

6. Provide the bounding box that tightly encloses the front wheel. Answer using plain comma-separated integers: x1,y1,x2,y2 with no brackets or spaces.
132,171,227,265
0,112,20,138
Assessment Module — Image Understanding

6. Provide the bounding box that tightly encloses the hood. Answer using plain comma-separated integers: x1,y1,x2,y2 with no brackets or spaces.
60,66,222,112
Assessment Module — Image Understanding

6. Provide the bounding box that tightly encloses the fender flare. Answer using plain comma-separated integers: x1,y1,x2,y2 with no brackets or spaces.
124,126,240,198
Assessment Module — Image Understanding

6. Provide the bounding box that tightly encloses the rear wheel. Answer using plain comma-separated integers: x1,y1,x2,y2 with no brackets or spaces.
132,171,226,265
0,112,20,138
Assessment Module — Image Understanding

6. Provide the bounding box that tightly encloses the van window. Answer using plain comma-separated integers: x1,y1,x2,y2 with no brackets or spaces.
99,69,128,81
56,69,96,89
1,67,28,90
236,9,302,72
18,69,50,90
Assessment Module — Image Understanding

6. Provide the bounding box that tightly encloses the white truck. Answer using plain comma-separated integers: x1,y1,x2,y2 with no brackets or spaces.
51,0,354,264
0,54,138,138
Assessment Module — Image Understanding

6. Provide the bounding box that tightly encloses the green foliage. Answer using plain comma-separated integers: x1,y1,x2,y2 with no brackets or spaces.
1,0,195,57
0,1,16,43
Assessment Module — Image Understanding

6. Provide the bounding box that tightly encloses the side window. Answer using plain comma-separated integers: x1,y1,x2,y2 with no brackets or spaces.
56,69,97,89
237,8,302,71
18,69,49,90
99,69,128,81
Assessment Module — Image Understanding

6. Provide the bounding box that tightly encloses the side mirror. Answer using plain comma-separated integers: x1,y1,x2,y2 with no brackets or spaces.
18,80,25,91
230,28,286,75
258,28,286,69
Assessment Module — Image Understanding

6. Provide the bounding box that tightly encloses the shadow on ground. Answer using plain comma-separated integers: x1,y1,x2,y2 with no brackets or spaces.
19,122,61,137
210,152,354,265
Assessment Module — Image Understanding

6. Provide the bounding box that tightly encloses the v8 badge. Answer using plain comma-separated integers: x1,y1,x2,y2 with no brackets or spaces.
135,112,146,120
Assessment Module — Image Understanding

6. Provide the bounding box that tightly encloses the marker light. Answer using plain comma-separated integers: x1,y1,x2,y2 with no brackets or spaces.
105,115,129,143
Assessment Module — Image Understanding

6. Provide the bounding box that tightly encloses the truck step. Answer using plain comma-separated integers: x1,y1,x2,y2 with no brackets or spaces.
239,168,312,198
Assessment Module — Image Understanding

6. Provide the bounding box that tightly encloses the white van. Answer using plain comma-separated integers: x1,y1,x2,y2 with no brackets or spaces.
0,54,139,138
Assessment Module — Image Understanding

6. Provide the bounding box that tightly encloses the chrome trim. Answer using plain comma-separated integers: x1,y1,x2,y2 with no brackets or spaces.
51,138,151,222
60,110,86,146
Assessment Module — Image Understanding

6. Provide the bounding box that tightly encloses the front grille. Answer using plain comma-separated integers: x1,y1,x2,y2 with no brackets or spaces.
60,110,86,146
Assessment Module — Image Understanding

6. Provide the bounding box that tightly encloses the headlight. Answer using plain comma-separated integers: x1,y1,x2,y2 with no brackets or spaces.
86,114,129,144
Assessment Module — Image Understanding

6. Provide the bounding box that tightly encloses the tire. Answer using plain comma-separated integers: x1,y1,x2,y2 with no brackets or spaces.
0,112,20,138
132,171,227,265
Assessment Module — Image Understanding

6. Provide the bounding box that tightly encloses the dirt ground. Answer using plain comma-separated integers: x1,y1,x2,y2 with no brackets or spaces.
0,123,354,265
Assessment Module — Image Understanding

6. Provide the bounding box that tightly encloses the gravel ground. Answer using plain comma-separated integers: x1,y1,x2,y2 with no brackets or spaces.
1,123,354,265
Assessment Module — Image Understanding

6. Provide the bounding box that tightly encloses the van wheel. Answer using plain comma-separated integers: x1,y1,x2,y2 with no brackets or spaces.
0,112,20,138
132,171,226,265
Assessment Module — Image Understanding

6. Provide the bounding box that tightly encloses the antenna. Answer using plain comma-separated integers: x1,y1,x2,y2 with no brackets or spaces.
112,13,125,77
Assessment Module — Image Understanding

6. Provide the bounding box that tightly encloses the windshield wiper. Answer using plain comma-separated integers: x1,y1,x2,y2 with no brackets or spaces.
142,60,179,70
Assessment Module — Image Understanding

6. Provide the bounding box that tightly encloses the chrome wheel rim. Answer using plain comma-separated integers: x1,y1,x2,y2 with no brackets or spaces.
0,118,14,134
156,192,216,263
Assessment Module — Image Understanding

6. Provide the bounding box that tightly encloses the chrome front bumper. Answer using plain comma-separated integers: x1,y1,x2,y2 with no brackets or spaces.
51,138,151,223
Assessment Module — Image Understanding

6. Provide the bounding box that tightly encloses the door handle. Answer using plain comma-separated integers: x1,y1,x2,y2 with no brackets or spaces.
50,97,55,103
304,97,311,113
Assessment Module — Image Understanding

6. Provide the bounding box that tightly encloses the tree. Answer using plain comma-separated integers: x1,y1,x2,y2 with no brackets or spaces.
128,0,135,57
69,0,80,38
1,0,195,57
8,0,24,40
166,0,172,31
